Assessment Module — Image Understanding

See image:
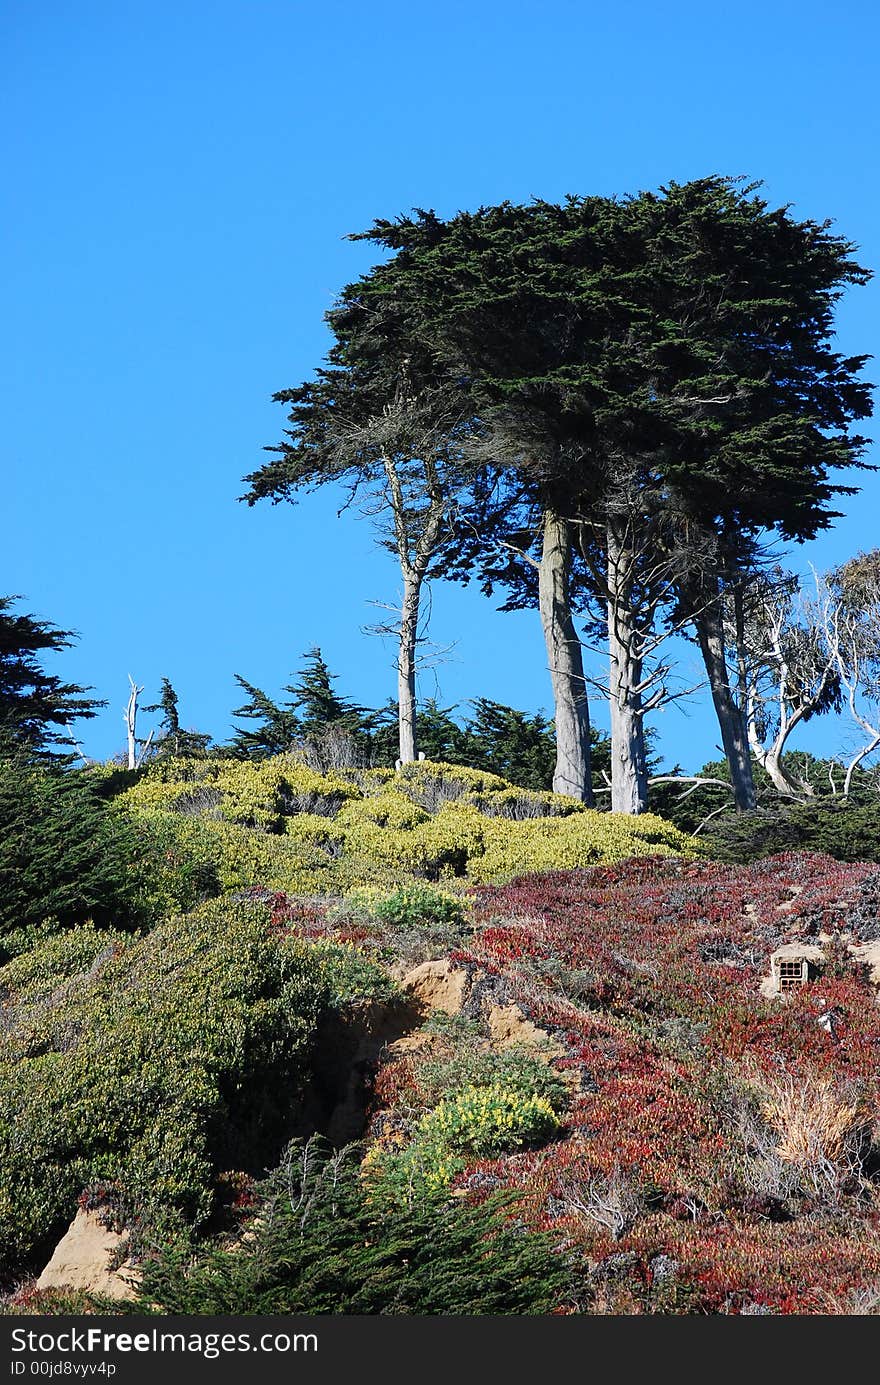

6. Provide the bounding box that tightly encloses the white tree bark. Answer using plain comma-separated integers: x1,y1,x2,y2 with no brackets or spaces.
741,597,831,797
382,451,446,766
606,519,649,814
816,572,880,796
123,676,153,769
538,507,594,803
124,676,141,770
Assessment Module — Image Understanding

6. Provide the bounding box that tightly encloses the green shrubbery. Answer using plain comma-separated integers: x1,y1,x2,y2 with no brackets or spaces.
419,1083,560,1160
0,901,392,1276
117,754,693,897
135,1140,571,1315
370,883,467,933
0,760,145,957
375,1084,561,1193
416,1045,570,1117
704,800,880,864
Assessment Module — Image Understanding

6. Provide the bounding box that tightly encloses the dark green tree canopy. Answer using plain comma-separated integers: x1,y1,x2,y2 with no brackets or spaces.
145,677,211,759
339,179,872,572
0,760,144,955
229,676,301,758
0,596,104,757
229,650,371,760
288,646,365,736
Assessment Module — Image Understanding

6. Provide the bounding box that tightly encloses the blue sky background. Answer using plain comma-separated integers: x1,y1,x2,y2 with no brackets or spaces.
3,0,878,767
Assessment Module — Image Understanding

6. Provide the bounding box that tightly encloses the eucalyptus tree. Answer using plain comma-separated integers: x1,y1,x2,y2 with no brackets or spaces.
819,551,880,793
729,569,841,796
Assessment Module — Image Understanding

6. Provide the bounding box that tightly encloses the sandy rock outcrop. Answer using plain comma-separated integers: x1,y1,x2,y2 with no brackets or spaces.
485,1002,566,1059
36,1208,140,1301
401,959,472,1016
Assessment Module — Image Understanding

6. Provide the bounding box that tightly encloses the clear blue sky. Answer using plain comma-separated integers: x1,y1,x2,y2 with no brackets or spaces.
3,0,878,767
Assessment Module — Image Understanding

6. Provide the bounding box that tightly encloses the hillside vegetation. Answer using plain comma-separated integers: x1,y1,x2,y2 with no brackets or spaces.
4,753,880,1316
113,754,691,896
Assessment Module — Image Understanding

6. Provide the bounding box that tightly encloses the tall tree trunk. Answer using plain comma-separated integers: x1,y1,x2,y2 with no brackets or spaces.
539,507,594,803
692,590,757,811
382,451,446,767
124,677,141,771
398,576,419,764
607,520,649,814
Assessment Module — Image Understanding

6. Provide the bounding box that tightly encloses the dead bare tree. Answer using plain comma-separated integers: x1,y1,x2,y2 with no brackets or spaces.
123,676,153,770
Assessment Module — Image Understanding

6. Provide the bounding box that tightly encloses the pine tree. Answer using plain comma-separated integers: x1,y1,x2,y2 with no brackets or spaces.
286,647,362,735
0,759,142,953
229,652,369,762
0,596,104,757
145,677,211,758
229,676,300,758
139,1141,570,1315
460,699,557,790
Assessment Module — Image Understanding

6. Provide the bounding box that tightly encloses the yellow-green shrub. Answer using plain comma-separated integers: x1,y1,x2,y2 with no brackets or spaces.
374,1083,561,1193
215,758,358,828
419,1083,560,1157
396,761,512,795
337,791,430,831
370,883,467,932
116,753,692,900
464,786,584,819
469,810,691,882
120,756,359,834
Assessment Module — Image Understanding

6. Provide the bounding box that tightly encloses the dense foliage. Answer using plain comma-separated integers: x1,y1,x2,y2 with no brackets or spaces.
0,597,103,757
0,900,393,1278
0,759,145,957
116,754,693,896
705,799,880,865
136,1141,571,1315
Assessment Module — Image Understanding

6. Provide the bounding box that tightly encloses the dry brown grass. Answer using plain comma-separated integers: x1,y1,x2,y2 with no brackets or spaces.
759,1073,873,1200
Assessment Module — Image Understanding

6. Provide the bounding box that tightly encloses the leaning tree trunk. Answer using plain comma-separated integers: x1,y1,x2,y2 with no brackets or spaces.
757,743,805,797
692,591,757,812
747,716,812,797
538,507,594,804
607,520,649,814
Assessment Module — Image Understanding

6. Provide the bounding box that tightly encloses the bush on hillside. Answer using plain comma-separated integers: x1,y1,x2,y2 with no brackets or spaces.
416,1045,570,1116
136,1140,570,1315
0,759,147,957
0,901,393,1276
116,754,693,897
704,799,880,864
370,883,467,932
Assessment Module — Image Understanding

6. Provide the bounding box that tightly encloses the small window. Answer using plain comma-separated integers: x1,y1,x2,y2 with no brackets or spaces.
778,959,807,992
